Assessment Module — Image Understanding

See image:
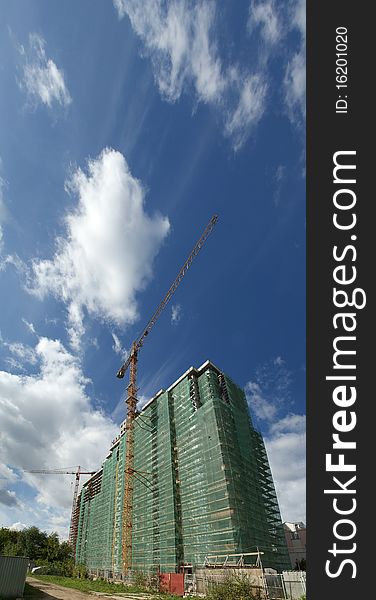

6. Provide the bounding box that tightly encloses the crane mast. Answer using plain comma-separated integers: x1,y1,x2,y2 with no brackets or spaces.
24,466,96,547
117,214,218,575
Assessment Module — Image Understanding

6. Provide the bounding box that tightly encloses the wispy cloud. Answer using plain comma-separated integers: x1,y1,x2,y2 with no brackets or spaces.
245,355,292,423
224,73,267,151
113,0,268,149
1,335,38,370
284,50,305,125
29,148,170,350
114,1,305,148
283,0,306,125
18,33,72,110
22,318,36,335
111,332,128,360
7,342,38,365
171,303,182,325
249,0,305,126
245,381,278,421
248,0,283,45
273,164,286,206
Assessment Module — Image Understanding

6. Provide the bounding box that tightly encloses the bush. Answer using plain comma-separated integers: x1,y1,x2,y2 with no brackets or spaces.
147,570,160,591
132,570,147,589
206,574,261,600
73,563,88,579
34,559,74,577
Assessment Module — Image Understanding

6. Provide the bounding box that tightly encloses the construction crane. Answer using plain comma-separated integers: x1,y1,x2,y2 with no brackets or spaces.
24,466,96,546
116,213,218,574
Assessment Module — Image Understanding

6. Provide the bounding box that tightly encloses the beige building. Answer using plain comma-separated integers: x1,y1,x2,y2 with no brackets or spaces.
283,522,306,569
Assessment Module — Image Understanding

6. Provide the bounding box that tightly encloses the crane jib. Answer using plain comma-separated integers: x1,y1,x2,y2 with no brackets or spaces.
115,214,218,381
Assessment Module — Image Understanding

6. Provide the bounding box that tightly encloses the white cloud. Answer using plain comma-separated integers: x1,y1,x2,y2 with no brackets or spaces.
115,1,225,103
0,253,26,274
245,356,292,423
292,0,305,39
171,303,181,325
248,0,282,45
245,381,278,421
137,394,149,410
29,148,170,350
265,418,306,523
0,463,17,483
114,1,305,145
1,336,38,371
113,0,128,19
19,33,72,109
0,336,118,535
0,465,19,507
113,1,269,149
273,167,285,206
245,357,305,523
0,489,19,507
283,0,306,125
9,522,27,531
0,173,24,273
111,332,128,361
112,333,122,355
270,412,305,435
284,49,305,123
22,318,36,335
224,73,267,151
7,342,38,365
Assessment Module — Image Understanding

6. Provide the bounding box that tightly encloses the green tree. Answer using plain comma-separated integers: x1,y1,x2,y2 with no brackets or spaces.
46,532,60,562
58,541,73,562
0,525,73,574
0,527,18,554
22,526,48,560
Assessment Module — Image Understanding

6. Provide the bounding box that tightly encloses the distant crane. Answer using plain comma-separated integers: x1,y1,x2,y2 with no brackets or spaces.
116,214,218,574
24,466,96,546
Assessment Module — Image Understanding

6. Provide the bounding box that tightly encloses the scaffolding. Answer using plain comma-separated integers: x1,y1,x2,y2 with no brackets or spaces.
75,360,290,577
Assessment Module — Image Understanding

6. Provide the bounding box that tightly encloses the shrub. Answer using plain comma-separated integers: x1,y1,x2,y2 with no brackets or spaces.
206,574,261,600
132,570,147,589
73,563,88,579
34,559,74,577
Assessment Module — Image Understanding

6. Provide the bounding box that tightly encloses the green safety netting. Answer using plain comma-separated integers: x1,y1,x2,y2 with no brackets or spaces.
75,363,290,577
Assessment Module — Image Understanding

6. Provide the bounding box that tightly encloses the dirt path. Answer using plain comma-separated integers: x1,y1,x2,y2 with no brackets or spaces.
25,578,93,599
24,578,155,600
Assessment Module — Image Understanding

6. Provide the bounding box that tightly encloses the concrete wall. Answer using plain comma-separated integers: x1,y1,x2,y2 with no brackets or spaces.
194,567,266,597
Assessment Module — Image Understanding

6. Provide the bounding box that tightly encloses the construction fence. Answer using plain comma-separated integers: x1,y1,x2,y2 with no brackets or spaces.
265,571,306,599
193,568,306,599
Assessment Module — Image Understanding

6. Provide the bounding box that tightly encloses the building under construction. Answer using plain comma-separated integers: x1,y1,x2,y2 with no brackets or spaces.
73,360,290,577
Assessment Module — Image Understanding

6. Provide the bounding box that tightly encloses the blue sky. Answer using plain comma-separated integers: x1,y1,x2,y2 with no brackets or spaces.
0,0,305,538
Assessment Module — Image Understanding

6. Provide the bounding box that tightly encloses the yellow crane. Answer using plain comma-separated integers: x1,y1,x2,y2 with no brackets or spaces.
116,214,218,574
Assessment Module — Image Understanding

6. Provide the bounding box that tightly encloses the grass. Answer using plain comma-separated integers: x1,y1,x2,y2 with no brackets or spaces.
32,574,149,594
31,574,187,598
